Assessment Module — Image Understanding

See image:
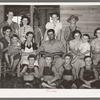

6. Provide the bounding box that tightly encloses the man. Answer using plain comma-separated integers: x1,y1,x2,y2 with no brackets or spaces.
38,29,66,77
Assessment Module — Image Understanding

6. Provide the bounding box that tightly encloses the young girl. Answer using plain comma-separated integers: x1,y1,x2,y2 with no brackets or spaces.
59,53,77,88
15,54,41,88
41,54,60,88
5,34,21,70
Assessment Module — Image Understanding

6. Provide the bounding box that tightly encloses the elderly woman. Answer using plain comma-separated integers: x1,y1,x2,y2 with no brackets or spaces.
69,30,82,79
64,15,80,52
19,15,33,43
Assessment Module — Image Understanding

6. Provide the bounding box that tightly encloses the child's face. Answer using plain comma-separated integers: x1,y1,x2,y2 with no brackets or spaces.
45,57,52,66
82,35,89,43
51,14,59,22
85,57,92,67
64,56,71,64
4,29,11,36
11,37,18,44
29,58,35,65
96,30,100,38
27,34,33,41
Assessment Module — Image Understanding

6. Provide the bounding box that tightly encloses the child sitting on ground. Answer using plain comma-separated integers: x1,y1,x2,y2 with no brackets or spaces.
59,53,77,88
5,34,21,70
15,54,41,88
40,54,60,88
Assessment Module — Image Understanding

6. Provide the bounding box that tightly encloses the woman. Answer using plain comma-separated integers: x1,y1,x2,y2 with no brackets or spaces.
21,31,37,65
64,15,80,52
19,15,33,43
91,28,100,65
69,30,82,79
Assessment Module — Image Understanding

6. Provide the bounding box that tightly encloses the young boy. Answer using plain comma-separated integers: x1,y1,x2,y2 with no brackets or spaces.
40,54,60,88
59,53,77,88
15,54,41,88
5,34,21,70
75,56,100,89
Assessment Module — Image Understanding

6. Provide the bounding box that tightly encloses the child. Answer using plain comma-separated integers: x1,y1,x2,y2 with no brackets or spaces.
5,34,21,69
75,56,100,89
59,53,77,88
40,54,60,88
15,54,41,88
78,34,90,57
75,34,91,68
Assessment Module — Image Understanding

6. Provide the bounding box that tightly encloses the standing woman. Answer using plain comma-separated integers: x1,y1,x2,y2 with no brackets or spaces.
0,10,19,37
64,15,80,52
19,15,33,43
44,12,62,41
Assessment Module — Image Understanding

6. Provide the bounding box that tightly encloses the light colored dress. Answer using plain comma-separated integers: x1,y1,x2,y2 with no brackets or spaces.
19,25,33,42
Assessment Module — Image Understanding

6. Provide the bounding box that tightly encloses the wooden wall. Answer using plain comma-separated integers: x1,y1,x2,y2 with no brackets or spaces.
0,5,4,23
60,5,100,46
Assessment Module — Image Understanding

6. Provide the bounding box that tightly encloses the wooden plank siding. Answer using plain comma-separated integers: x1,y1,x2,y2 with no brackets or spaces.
60,5,100,46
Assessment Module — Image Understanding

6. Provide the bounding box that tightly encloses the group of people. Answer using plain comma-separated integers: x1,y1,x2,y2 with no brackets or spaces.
0,10,100,89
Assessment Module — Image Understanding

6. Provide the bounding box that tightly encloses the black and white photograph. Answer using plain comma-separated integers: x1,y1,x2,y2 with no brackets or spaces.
0,3,100,91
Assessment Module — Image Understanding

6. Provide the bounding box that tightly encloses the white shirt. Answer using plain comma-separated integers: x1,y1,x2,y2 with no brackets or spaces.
45,22,62,40
79,42,90,56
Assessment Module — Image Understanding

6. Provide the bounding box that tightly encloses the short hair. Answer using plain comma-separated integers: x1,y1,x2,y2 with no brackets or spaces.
3,26,12,34
94,28,100,37
44,54,54,60
11,34,19,40
83,34,90,41
63,53,73,60
28,54,37,60
51,12,60,17
47,29,55,35
84,56,92,61
6,10,14,15
67,15,79,23
26,31,35,38
72,30,82,39
21,15,30,25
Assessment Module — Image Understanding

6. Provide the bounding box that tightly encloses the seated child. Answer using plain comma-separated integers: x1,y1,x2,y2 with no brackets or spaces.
59,53,77,89
40,54,60,88
5,34,21,70
15,54,41,88
75,56,100,89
